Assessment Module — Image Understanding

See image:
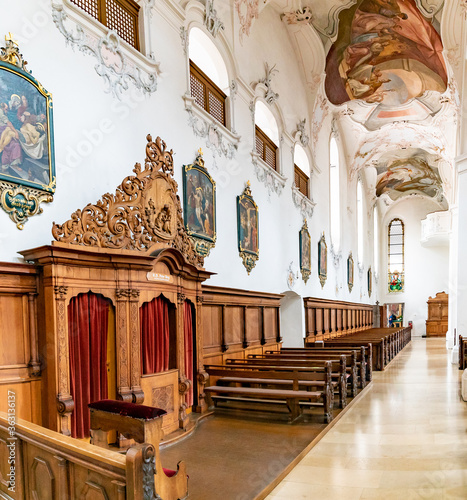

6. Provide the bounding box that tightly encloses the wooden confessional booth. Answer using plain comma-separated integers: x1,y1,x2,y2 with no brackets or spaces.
20,135,212,439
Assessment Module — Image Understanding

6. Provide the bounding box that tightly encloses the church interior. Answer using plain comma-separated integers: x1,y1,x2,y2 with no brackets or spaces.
0,0,466,498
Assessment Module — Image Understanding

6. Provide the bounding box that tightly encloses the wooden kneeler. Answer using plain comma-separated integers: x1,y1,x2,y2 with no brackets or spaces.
88,400,188,500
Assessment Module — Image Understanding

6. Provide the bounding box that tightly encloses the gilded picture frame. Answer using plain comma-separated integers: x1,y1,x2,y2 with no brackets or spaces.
299,219,311,283
347,252,354,293
318,232,327,288
0,36,55,229
368,267,372,297
183,149,216,257
237,182,259,274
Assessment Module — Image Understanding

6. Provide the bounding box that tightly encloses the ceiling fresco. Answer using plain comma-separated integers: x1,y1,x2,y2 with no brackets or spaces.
324,0,447,107
373,150,443,202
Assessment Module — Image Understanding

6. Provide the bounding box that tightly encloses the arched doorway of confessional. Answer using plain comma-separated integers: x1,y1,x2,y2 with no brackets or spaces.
183,300,197,410
68,292,116,440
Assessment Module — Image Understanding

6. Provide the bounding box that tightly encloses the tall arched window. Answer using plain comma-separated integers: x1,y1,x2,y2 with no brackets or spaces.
388,218,404,292
189,27,229,126
330,137,340,250
373,206,379,276
255,100,279,172
294,144,310,197
357,181,363,264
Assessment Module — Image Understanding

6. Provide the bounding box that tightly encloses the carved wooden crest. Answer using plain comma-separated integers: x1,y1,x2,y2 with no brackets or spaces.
52,135,204,267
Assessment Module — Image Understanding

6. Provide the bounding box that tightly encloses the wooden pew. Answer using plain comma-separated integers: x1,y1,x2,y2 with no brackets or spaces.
260,349,363,394
281,346,372,383
204,362,334,423
0,412,160,499
88,400,188,500
459,335,467,370
230,355,349,407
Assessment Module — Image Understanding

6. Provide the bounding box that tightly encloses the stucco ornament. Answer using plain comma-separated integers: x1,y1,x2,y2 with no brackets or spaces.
205,0,225,37
281,6,313,25
235,0,259,43
52,1,159,100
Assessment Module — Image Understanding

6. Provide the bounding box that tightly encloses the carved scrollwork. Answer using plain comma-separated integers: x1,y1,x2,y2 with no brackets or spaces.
196,295,204,303
178,376,192,396
197,370,209,386
54,285,68,299
52,135,204,268
57,395,74,415
177,292,186,304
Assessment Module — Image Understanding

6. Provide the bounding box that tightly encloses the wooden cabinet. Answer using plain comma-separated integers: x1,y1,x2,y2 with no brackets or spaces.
426,292,448,337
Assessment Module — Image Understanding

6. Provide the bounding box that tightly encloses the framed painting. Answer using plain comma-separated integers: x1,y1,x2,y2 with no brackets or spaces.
299,219,311,283
318,233,327,288
0,36,55,228
183,148,216,257
347,252,354,293
237,182,259,274
368,267,372,297
386,303,404,328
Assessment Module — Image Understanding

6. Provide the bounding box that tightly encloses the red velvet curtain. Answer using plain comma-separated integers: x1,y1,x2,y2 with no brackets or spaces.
140,296,170,374
68,292,109,439
183,301,194,407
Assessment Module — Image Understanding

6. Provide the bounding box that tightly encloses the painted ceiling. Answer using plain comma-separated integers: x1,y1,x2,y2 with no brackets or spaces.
374,150,443,202
324,0,447,107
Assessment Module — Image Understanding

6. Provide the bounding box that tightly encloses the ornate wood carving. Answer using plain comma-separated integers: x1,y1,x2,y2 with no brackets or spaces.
129,289,144,404
151,385,174,414
52,135,204,267
116,290,130,400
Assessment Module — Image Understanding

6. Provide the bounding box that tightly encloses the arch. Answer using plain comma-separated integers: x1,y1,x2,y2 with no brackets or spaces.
255,100,279,145
357,180,364,265
188,26,229,94
330,136,341,250
294,143,311,177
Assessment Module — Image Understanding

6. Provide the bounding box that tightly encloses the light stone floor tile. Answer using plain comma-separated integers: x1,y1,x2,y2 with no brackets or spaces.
266,339,467,500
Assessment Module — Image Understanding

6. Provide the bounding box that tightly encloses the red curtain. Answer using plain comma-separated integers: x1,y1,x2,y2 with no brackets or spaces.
69,292,109,439
183,301,194,407
140,296,170,374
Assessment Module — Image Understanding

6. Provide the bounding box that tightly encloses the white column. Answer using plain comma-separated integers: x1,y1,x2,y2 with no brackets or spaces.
447,205,458,350
455,155,467,356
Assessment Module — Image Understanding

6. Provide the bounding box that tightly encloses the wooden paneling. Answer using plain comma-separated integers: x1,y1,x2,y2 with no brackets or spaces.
304,297,374,343
202,286,283,358
0,263,41,425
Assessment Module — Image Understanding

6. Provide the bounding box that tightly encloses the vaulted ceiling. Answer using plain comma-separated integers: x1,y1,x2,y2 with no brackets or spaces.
239,0,461,210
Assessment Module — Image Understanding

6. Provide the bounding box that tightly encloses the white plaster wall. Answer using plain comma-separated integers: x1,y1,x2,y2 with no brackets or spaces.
379,198,449,337
0,0,378,343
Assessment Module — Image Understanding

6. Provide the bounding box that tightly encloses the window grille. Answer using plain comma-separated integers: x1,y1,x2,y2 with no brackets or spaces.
255,125,278,171
294,164,309,197
189,60,227,126
70,0,140,50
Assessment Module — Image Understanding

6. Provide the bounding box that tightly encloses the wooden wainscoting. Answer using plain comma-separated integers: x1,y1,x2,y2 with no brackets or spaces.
202,286,283,364
304,297,374,344
0,263,41,425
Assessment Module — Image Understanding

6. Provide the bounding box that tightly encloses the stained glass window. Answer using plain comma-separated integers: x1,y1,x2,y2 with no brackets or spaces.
388,218,404,292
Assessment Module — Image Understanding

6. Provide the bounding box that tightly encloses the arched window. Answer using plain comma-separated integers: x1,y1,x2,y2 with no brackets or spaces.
255,100,279,172
294,144,310,197
357,181,364,264
189,27,229,126
388,218,404,292
330,137,340,250
373,206,379,276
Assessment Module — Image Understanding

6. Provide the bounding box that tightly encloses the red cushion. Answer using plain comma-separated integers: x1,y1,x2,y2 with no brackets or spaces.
163,468,177,477
88,400,167,420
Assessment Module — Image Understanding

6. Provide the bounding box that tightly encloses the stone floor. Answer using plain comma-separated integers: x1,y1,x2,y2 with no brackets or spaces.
267,338,467,500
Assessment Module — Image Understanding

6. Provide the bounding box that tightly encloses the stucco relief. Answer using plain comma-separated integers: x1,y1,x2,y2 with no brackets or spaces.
52,1,160,100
